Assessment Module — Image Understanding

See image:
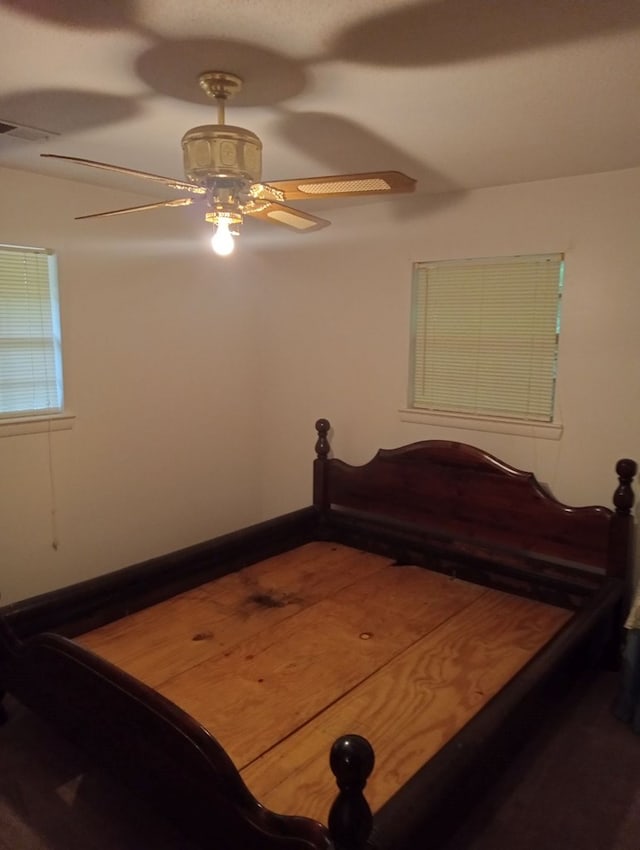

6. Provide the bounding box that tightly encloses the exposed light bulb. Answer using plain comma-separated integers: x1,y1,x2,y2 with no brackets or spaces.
211,218,235,256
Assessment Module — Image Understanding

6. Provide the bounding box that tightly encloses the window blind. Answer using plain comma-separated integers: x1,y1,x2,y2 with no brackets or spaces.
0,245,64,417
410,254,563,422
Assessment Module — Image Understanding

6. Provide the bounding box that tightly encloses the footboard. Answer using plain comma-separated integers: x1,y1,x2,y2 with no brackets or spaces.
0,617,334,850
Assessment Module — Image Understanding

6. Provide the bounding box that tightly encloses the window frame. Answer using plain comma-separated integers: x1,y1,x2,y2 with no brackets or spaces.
0,244,71,435
402,253,564,440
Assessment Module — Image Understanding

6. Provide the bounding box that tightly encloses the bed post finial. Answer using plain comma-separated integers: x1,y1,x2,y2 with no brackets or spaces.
613,458,637,515
328,734,375,850
314,419,331,513
315,418,331,460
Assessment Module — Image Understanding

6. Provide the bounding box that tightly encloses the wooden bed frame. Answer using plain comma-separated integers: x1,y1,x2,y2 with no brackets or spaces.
0,419,636,850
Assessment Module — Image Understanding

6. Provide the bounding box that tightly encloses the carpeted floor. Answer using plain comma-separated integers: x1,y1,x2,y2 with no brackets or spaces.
440,669,640,850
1,669,639,849
0,693,197,850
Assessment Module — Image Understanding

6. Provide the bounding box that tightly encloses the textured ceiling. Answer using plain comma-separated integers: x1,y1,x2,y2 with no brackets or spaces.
1,0,639,222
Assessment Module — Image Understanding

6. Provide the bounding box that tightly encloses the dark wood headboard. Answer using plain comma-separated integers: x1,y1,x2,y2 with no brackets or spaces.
312,419,636,578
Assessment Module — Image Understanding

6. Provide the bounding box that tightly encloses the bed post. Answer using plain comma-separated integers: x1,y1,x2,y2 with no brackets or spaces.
601,458,637,669
0,615,20,724
328,734,375,850
313,418,332,515
608,457,637,579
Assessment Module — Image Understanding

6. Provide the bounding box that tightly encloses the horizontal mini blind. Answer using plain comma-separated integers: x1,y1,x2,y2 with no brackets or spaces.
0,245,63,417
410,254,563,422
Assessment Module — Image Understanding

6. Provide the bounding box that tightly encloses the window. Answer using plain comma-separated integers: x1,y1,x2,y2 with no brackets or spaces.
0,244,64,418
409,253,563,423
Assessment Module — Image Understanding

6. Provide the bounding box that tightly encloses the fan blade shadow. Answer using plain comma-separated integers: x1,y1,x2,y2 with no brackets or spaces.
136,38,308,108
329,0,640,67
0,89,141,136
1,0,136,30
270,110,462,219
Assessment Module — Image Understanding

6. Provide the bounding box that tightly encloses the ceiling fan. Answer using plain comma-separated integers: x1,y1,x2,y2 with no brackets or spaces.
42,71,417,255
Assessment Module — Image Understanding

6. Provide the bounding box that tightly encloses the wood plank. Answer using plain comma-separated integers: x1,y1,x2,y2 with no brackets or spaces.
325,563,485,629
76,543,390,686
196,541,389,610
156,567,487,767
241,590,573,824
76,591,232,685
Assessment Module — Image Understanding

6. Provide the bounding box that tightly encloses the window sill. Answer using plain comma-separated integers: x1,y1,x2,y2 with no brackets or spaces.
398,408,563,440
0,412,75,438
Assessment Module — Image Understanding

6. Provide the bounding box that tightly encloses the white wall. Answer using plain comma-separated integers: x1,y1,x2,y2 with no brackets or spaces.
254,168,640,538
0,167,264,604
2,165,639,603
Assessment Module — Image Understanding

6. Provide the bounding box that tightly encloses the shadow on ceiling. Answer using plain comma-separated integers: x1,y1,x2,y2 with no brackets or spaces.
0,89,141,135
270,109,459,197
135,39,308,108
328,0,640,67
9,0,640,58
1,0,137,29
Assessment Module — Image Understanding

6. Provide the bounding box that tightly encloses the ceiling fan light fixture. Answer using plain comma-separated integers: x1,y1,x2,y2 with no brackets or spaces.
42,70,416,254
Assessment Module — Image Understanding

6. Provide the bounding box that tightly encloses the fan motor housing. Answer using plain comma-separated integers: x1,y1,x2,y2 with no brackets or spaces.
181,124,262,185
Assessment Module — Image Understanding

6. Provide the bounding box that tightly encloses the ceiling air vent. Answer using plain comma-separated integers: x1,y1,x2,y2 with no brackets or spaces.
0,121,58,142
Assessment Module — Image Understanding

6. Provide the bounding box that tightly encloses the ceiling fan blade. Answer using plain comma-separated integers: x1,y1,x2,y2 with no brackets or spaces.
257,170,416,202
41,154,206,195
245,201,330,232
75,198,195,220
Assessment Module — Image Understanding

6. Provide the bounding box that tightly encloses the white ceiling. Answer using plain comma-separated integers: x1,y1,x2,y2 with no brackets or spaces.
1,0,639,220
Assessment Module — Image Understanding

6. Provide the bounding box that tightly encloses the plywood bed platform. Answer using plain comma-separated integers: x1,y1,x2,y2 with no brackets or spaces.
77,541,571,824
1,421,636,850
